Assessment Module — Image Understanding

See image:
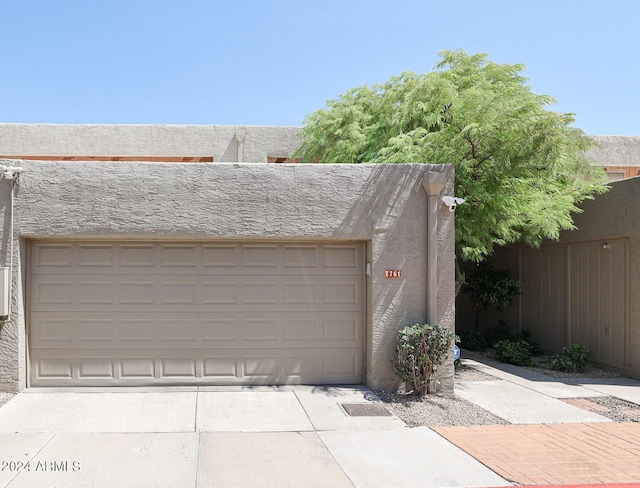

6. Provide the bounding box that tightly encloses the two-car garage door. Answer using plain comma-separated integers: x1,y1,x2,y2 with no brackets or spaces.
28,241,365,387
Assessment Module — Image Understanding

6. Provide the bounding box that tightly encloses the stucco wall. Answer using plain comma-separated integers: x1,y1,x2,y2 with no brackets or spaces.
588,136,640,167
0,124,302,162
0,160,455,392
2,124,639,167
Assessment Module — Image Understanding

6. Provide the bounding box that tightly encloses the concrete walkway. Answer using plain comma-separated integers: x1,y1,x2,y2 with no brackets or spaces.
1,356,639,487
458,352,640,423
0,385,506,488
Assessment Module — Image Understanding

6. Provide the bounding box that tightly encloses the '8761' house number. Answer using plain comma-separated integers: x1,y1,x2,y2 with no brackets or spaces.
384,269,401,278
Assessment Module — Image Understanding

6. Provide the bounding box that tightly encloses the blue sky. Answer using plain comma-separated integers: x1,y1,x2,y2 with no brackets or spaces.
1,0,638,135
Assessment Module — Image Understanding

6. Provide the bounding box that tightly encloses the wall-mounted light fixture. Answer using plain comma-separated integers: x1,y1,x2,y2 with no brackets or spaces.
441,195,466,212
0,165,24,180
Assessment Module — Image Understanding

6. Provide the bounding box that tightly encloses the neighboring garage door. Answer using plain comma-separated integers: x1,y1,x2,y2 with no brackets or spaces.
28,241,365,386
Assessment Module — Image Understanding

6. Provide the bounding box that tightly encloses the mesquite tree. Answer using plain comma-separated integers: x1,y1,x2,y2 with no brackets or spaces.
294,50,608,277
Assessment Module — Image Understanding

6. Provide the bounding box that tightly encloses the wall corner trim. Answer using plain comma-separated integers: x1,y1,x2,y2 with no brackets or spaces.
422,172,447,196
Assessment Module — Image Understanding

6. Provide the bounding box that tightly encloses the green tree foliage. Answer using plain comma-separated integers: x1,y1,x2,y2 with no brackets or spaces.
294,50,608,264
464,263,521,313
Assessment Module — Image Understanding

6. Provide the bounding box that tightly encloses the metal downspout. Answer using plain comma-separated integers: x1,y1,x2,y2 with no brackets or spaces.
422,172,447,325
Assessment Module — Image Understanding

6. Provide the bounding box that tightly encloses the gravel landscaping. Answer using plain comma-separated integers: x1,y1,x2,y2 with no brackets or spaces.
561,396,640,423
375,364,509,427
525,354,625,379
376,358,640,427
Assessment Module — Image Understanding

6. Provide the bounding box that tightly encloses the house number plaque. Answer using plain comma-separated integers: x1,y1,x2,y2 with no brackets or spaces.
384,269,402,278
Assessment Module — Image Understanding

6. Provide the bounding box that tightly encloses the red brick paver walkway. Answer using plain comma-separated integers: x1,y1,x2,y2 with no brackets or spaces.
435,422,640,486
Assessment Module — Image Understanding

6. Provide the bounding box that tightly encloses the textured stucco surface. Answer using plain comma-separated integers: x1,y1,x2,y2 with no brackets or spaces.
2,124,638,167
588,136,640,166
0,124,302,162
0,161,455,392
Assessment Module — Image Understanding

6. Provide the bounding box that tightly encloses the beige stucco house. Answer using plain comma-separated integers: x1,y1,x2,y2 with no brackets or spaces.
0,124,456,393
2,123,637,392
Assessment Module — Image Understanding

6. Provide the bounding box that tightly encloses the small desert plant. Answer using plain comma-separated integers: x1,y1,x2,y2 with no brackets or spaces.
392,323,458,395
493,338,535,366
517,329,541,356
485,320,512,346
551,343,590,372
459,329,488,351
459,321,512,352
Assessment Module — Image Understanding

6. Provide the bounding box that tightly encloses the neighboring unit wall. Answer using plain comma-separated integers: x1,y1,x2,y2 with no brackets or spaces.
0,160,455,392
0,124,302,163
1,125,638,171
588,135,640,181
460,177,640,378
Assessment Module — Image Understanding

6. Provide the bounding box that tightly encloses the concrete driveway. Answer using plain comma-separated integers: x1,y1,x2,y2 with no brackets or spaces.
0,385,506,488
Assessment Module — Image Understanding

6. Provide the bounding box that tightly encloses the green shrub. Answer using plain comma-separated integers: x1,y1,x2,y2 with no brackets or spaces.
493,339,535,366
459,329,488,351
485,320,511,345
551,343,590,372
392,323,458,395
518,329,541,356
459,321,513,352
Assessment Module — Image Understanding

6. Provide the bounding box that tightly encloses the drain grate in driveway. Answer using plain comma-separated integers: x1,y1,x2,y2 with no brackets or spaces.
341,402,392,417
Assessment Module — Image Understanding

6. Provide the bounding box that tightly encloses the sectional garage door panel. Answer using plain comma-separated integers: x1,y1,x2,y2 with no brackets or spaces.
29,241,365,386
